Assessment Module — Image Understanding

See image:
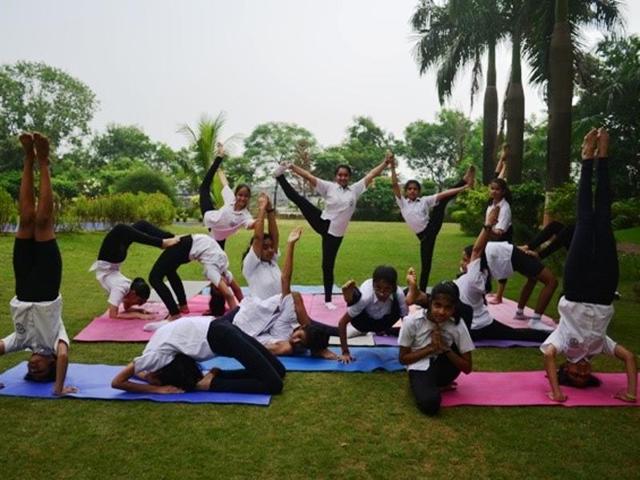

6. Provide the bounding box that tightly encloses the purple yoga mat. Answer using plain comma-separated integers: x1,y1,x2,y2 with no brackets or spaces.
305,293,555,348
74,295,212,342
439,371,638,407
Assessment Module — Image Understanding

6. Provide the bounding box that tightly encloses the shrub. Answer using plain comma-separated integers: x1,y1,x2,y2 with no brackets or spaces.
450,188,488,236
0,188,16,231
545,183,577,225
353,177,401,221
113,168,177,204
138,192,176,226
510,181,545,243
612,198,640,230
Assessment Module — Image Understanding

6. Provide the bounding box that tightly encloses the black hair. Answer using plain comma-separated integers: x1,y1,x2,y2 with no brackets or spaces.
241,233,274,262
24,357,57,383
156,354,203,392
489,178,512,203
130,277,151,301
334,164,352,176
404,179,422,192
429,281,462,324
234,183,252,197
557,363,602,388
372,265,398,290
301,324,330,352
208,287,226,317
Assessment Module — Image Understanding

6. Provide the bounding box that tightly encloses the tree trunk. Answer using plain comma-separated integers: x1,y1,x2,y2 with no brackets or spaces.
505,28,525,185
545,0,572,223
483,39,499,184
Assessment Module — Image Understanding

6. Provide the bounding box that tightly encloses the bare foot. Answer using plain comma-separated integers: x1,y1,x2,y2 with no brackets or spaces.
33,132,50,166
341,280,357,304
488,296,503,305
19,133,35,161
581,128,598,160
162,236,181,249
596,127,609,158
463,165,476,187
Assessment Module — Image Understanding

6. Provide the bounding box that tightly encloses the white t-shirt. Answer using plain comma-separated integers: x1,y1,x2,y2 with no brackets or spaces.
91,260,131,307
398,308,475,371
454,258,493,330
395,194,439,234
347,279,408,319
133,316,214,373
2,295,69,356
242,248,282,300
540,296,616,363
203,185,254,241
486,198,512,234
315,178,367,237
233,294,297,345
485,242,514,280
189,234,232,287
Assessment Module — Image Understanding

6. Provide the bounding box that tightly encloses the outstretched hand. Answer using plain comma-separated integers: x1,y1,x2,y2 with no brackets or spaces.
406,267,417,286
162,237,181,249
384,149,394,167
55,385,79,396
287,226,303,243
257,192,269,210
547,390,567,402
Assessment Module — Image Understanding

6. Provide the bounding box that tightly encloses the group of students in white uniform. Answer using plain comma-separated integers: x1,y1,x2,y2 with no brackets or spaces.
0,130,636,415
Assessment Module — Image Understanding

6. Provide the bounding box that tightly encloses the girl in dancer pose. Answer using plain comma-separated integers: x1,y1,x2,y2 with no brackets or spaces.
274,151,389,310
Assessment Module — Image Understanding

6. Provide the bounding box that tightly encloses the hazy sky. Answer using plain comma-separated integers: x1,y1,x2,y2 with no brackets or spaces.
1,0,638,154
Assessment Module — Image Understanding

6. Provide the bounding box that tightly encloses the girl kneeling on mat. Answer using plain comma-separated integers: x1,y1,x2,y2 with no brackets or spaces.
399,281,475,416
541,128,637,403
337,266,408,363
111,316,285,395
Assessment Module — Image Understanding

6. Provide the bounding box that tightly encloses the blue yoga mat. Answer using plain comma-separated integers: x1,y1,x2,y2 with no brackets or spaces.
201,347,404,373
0,362,270,406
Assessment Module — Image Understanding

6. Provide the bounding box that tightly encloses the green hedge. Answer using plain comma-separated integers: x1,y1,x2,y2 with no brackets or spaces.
0,188,16,230
58,192,176,230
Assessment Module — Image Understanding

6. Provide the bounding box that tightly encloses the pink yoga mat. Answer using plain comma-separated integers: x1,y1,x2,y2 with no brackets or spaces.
440,371,638,407
74,295,211,342
485,295,557,329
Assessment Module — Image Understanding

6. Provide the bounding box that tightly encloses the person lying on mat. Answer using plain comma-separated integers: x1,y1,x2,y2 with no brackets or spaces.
92,221,179,320
144,233,243,331
399,281,474,416
111,317,285,395
0,133,76,395
241,192,282,300
541,128,637,403
448,207,551,343
337,266,408,363
221,228,337,359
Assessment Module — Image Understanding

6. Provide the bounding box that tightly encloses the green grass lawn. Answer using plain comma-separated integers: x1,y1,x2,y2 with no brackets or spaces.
1,220,638,479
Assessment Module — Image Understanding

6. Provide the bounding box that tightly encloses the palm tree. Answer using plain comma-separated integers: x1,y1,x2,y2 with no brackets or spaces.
522,0,623,193
178,112,238,205
411,0,506,184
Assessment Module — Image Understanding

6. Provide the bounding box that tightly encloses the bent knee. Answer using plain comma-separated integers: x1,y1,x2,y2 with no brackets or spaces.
268,378,284,395
416,393,441,416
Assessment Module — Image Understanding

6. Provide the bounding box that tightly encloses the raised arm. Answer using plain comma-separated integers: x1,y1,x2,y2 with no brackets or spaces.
290,164,318,189
266,196,279,253
390,153,402,199
251,193,269,256
470,206,499,262
281,227,302,296
53,341,77,396
363,151,391,188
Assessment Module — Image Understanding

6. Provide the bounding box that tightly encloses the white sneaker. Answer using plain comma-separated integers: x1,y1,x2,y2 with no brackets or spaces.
324,302,337,311
528,319,554,332
143,320,169,332
273,163,289,178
